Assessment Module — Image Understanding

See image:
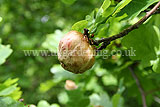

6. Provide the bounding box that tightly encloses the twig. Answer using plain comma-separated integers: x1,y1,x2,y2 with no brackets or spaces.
95,1,160,50
129,67,147,107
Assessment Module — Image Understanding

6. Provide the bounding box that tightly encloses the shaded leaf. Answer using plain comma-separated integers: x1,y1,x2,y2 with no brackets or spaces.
122,25,159,68
61,0,76,5
67,89,90,107
117,0,160,20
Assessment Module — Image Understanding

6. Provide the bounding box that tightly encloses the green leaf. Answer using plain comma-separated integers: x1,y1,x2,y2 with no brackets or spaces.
90,93,112,107
50,104,60,107
96,0,111,19
0,97,24,107
112,94,124,107
61,0,76,5
117,0,160,20
86,10,96,27
3,78,19,86
101,0,111,11
92,0,111,32
67,89,90,107
152,57,160,73
50,65,76,82
42,30,65,52
0,85,17,96
58,91,69,104
37,100,60,107
39,80,56,93
81,0,111,33
102,74,117,86
117,78,125,94
147,14,160,29
122,25,159,68
0,78,22,100
86,77,103,92
72,20,88,32
102,7,115,17
150,25,160,72
37,100,50,107
0,39,13,65
8,87,22,101
112,0,132,16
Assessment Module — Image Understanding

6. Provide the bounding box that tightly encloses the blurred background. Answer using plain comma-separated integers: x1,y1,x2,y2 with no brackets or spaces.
0,0,160,107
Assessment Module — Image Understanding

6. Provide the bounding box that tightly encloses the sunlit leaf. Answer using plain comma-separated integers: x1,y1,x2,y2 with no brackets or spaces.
96,0,111,19
0,39,13,65
0,97,24,107
50,104,60,107
112,0,132,16
112,94,124,107
101,0,111,11
0,78,22,100
102,74,117,86
58,91,68,104
3,78,19,87
72,20,88,32
0,85,17,96
90,93,112,107
42,30,65,52
50,65,76,82
39,80,56,93
37,100,50,107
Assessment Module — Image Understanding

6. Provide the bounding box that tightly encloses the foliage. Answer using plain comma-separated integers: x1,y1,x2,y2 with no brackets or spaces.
0,97,24,107
0,39,12,65
0,78,22,100
0,0,160,107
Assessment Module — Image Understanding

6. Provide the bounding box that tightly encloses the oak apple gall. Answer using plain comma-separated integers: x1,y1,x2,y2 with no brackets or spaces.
58,31,95,74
